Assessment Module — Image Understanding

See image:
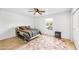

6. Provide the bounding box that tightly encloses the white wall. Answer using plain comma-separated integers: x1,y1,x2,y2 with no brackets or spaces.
72,9,79,49
34,11,71,39
0,9,71,41
0,9,34,40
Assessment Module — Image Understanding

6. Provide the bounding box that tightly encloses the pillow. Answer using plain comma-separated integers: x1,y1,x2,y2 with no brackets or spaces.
18,26,31,30
26,26,31,29
19,26,26,30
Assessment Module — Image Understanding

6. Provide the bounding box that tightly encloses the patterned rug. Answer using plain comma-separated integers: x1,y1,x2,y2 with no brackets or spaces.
16,35,74,50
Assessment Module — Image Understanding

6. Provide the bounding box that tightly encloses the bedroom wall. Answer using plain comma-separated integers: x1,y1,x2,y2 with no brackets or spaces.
0,9,34,40
72,8,79,49
34,11,71,40
0,9,71,40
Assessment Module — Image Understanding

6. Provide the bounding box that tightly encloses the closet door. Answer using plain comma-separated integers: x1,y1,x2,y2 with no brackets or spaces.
73,9,79,49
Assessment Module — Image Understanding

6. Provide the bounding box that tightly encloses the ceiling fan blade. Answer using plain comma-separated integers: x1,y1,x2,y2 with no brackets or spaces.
34,12,36,15
39,11,45,12
34,8,38,10
38,12,42,15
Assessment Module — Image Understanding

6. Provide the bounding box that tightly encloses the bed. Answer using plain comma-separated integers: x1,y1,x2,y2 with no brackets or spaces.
16,26,41,41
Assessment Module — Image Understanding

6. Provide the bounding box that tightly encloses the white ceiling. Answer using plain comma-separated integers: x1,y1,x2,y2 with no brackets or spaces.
0,8,71,17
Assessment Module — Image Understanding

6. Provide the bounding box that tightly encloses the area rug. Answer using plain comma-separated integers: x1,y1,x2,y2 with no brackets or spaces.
16,35,73,50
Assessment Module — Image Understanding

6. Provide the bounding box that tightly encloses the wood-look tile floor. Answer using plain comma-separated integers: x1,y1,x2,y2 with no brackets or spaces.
0,35,76,50
61,39,76,50
0,37,26,50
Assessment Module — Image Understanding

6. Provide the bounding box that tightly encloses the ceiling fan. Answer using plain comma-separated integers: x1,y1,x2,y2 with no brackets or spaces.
28,8,45,15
